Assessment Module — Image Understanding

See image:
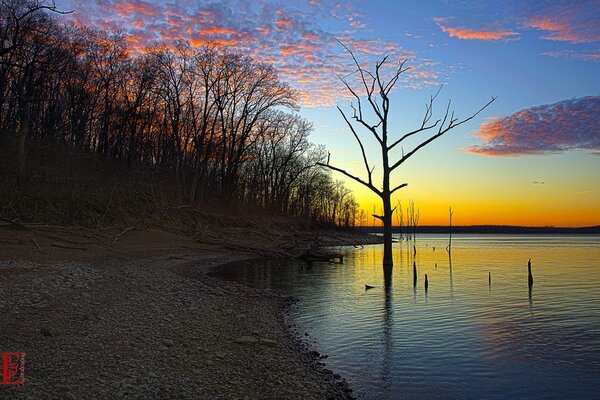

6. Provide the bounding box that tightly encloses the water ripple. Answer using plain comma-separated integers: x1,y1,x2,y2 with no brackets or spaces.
212,234,600,400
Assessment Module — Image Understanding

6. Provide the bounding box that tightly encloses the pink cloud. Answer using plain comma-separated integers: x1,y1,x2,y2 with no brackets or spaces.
465,97,600,156
111,0,160,18
256,26,270,36
524,2,600,44
199,27,242,36
68,0,439,107
434,17,518,41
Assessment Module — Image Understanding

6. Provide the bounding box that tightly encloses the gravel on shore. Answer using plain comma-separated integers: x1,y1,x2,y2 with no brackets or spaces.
0,229,357,399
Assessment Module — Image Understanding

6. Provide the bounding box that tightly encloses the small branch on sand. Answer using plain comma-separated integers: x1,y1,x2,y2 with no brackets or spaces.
51,242,87,251
111,226,137,247
31,236,42,253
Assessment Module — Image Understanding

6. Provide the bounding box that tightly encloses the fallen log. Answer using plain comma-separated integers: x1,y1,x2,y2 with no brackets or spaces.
300,252,344,263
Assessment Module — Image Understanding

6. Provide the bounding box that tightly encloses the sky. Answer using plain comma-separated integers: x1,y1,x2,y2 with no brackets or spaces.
57,0,600,226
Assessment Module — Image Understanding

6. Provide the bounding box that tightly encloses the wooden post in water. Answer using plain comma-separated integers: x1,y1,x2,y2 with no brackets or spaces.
413,261,417,288
489,272,491,288
446,207,453,253
425,274,429,291
528,259,534,288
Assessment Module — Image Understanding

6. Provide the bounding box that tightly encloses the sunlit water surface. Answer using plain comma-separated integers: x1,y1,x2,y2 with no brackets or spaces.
212,235,600,399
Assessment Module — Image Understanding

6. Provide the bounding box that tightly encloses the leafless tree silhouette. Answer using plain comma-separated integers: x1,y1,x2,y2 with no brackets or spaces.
318,42,495,271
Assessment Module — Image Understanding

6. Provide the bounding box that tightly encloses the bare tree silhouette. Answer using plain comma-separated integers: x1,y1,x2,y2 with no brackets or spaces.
318,42,495,272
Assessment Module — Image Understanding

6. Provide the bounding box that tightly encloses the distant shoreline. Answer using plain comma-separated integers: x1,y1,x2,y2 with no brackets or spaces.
358,225,600,235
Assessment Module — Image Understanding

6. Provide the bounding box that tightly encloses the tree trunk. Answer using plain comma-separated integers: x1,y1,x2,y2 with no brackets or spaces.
382,193,393,270
17,106,29,185
382,153,393,269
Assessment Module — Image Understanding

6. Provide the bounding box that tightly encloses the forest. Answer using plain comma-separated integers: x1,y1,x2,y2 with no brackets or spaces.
0,0,359,227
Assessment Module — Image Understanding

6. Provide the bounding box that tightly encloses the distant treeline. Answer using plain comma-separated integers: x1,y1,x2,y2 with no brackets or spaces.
0,1,358,226
359,225,600,235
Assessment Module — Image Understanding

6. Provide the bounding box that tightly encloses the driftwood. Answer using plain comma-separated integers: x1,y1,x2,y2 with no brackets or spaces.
111,226,136,247
51,242,87,250
0,214,135,255
31,236,42,253
0,215,95,246
301,253,343,263
193,224,357,262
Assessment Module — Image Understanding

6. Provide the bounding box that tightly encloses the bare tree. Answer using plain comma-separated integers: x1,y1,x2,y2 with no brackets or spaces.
0,0,70,59
0,10,365,228
318,43,494,271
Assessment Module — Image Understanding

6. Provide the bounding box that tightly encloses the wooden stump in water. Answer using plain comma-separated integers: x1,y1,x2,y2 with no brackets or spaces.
425,274,429,291
528,259,534,288
413,261,417,288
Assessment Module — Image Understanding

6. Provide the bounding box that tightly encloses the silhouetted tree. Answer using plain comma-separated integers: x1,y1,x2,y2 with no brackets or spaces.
319,43,495,271
0,8,362,227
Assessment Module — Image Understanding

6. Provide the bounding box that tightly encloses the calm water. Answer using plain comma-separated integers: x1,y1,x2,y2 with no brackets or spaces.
212,234,600,399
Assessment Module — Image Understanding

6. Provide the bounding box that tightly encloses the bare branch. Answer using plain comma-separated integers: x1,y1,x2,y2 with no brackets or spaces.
390,183,408,195
337,106,373,186
391,96,496,171
336,39,387,139
388,84,444,151
317,162,382,197
388,121,440,151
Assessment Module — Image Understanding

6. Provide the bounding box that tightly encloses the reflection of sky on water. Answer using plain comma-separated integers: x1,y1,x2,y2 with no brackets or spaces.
213,234,600,399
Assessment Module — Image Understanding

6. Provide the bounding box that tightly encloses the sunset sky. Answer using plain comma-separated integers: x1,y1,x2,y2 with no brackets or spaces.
58,0,600,227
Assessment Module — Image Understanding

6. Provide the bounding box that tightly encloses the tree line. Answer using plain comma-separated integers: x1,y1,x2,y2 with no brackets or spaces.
0,0,359,226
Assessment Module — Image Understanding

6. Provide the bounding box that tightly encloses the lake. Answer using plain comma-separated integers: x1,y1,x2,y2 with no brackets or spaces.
211,234,600,399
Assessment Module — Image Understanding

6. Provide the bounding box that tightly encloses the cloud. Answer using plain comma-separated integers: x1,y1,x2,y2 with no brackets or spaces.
435,2,600,45
109,0,160,18
540,49,600,62
465,96,600,156
524,1,600,43
570,190,595,196
434,17,519,41
67,0,439,107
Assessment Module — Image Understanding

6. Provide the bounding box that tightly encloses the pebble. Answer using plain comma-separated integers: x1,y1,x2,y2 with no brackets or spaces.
1,257,355,399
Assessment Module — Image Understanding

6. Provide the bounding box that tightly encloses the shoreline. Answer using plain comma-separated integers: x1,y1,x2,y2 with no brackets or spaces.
0,227,361,399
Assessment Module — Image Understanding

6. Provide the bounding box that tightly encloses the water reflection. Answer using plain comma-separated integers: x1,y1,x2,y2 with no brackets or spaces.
448,250,454,303
212,234,600,400
528,285,534,316
381,280,393,392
